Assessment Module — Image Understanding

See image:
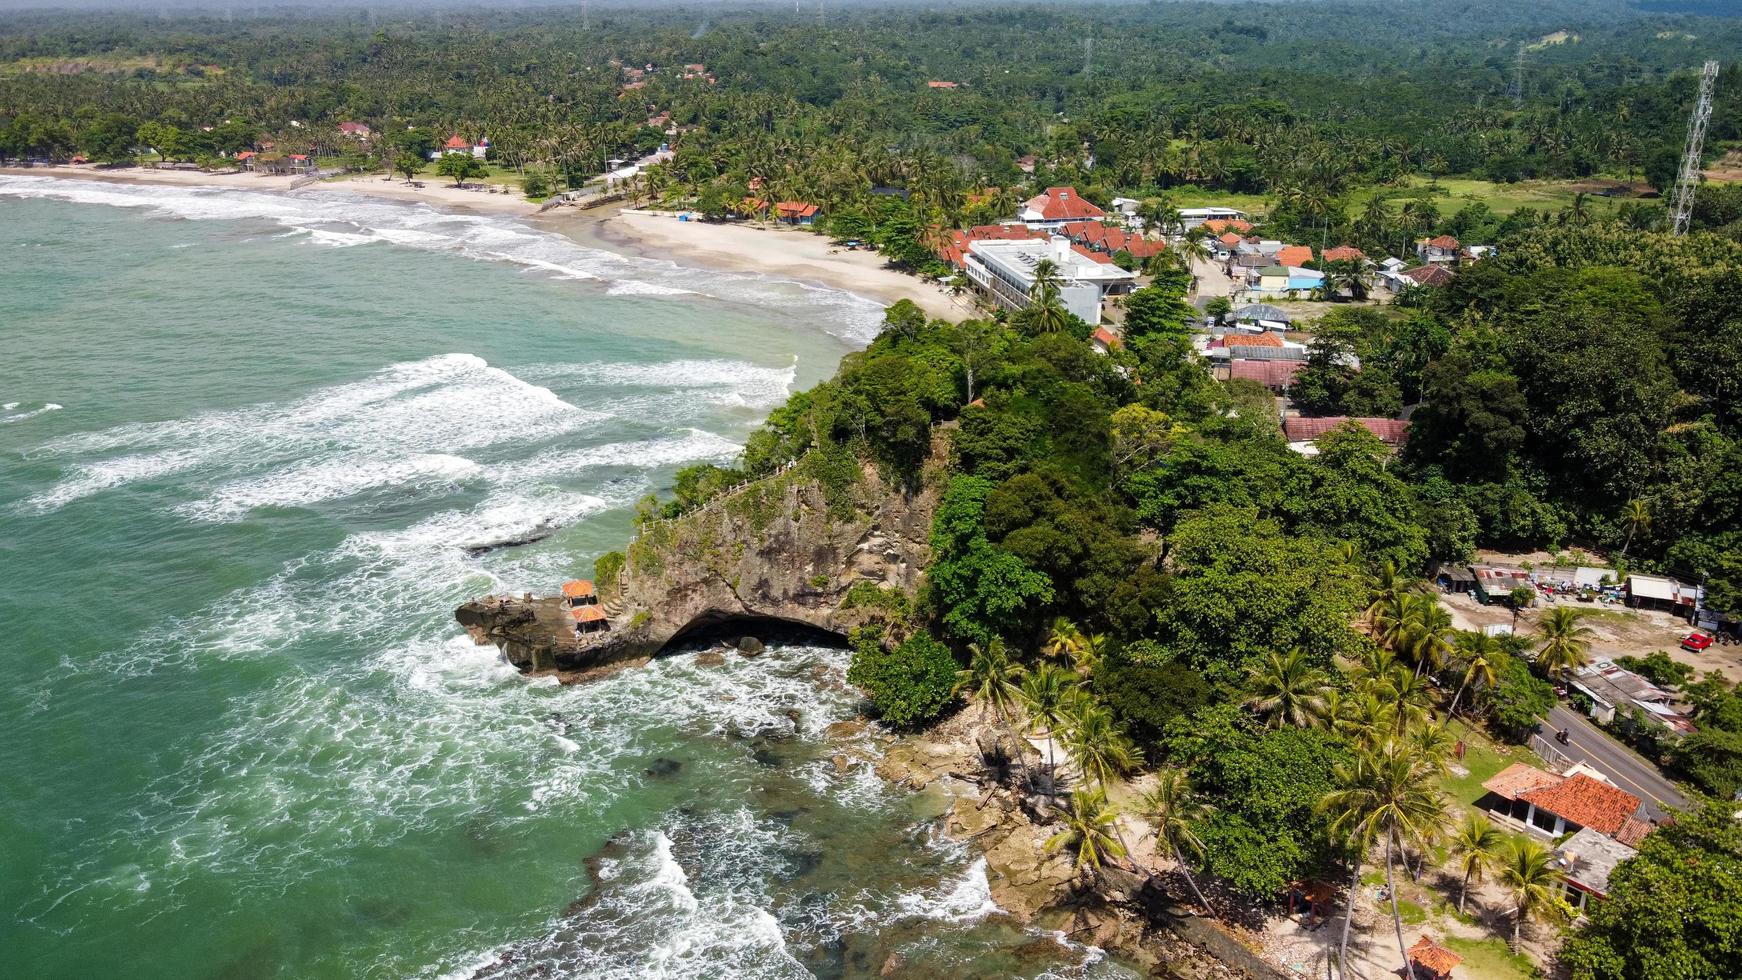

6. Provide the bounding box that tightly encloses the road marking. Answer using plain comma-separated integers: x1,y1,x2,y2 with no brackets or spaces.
1561,736,1677,809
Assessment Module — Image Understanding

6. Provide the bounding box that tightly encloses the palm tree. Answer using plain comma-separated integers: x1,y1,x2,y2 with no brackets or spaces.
1496,835,1568,947
1243,648,1332,728
1046,787,1126,884
1061,701,1142,791
1372,593,1421,654
1536,607,1595,679
1320,739,1445,979
1445,631,1500,720
1042,617,1085,663
955,638,1028,729
1619,498,1650,558
1072,632,1108,678
1407,600,1456,680
1137,769,1216,916
1030,258,1064,298
1029,285,1072,334
1408,721,1457,775
1383,664,1433,735
1020,663,1076,784
1447,813,1504,914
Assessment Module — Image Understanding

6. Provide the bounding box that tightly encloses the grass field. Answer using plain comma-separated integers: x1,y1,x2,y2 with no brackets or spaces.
1441,718,1536,807
1164,184,1271,216
1346,175,1644,219
1444,935,1541,980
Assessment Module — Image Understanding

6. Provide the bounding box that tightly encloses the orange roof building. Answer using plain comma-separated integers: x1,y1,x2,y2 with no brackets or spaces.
1480,762,1643,838
571,605,608,624
561,579,596,601
1407,935,1462,979
1223,331,1284,349
1275,244,1314,268
1321,245,1368,263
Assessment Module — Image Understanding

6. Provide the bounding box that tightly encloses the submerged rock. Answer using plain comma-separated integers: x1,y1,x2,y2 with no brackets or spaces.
736,635,766,656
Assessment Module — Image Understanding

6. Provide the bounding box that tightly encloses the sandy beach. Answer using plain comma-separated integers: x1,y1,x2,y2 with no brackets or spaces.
554,206,971,321
2,164,968,321
0,163,541,216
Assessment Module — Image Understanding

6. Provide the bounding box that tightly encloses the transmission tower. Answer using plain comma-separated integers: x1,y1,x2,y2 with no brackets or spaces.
1084,37,1094,79
1672,60,1721,237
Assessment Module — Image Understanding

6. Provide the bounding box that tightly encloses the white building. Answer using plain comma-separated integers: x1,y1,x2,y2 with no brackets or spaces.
1178,206,1248,230
964,236,1136,324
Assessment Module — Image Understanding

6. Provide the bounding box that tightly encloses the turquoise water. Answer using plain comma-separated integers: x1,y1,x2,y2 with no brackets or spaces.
0,178,1107,979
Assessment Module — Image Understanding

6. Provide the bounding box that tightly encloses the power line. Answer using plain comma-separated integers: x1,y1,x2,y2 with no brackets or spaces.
1510,44,1525,106
1672,60,1720,237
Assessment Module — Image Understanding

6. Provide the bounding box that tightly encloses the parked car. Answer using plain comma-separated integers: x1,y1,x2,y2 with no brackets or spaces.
1682,631,1715,652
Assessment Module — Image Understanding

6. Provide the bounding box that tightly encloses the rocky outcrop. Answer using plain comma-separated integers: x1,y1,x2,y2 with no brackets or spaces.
457,451,941,678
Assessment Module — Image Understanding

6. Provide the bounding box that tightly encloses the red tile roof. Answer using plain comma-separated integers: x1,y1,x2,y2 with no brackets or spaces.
1126,239,1166,259
235,151,256,160
966,223,1039,241
1613,816,1654,849
1275,245,1314,268
1284,416,1411,447
1218,232,1244,246
1425,234,1460,249
1407,936,1462,977
561,580,596,599
1092,326,1123,349
1482,762,1563,801
1230,359,1305,389
338,121,370,134
1322,245,1367,263
1403,265,1455,287
1520,774,1641,836
926,80,960,89
1204,218,1254,235
776,201,820,218
1024,187,1104,222
1223,332,1284,349
570,605,608,623
1074,244,1116,264
444,134,470,149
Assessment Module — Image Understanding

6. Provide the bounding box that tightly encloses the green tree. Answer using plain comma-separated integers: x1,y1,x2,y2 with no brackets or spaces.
78,113,138,163
1046,787,1126,883
1062,700,1142,790
1561,800,1742,980
1137,769,1216,915
1447,812,1504,913
1243,648,1332,728
394,153,423,181
437,153,487,186
846,630,959,728
1497,835,1569,947
1020,661,1078,781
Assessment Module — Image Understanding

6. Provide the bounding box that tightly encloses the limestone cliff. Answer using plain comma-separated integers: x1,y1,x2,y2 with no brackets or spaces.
455,450,942,678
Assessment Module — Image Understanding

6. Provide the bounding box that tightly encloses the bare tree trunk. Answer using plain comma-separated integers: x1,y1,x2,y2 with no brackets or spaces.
1385,831,1410,978
1171,841,1215,918
1458,869,1471,914
1446,678,1470,721
1337,856,1362,979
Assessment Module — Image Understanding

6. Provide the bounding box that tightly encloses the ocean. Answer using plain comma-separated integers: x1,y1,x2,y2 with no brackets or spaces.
0,177,1115,978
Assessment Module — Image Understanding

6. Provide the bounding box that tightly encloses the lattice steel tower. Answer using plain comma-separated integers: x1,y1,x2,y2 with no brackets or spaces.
1672,61,1721,237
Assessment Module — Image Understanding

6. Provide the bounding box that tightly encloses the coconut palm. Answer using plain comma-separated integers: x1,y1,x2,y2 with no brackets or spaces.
1536,607,1595,679
1408,720,1457,775
1029,285,1073,334
1020,662,1076,783
1030,258,1064,298
1445,631,1501,720
1364,561,1413,623
955,638,1028,728
1072,632,1108,678
1042,617,1085,663
1243,648,1332,729
1321,739,1447,979
1383,664,1433,735
1137,769,1216,916
1496,835,1568,946
1407,599,1457,680
1372,592,1421,654
1447,813,1504,913
1061,701,1142,791
1045,787,1126,884
1619,498,1650,558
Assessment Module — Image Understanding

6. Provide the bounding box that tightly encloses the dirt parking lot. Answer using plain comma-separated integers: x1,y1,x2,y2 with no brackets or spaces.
1439,588,1742,686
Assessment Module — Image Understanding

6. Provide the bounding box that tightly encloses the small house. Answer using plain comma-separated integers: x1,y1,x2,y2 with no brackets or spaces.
1471,564,1531,605
775,201,821,226
1282,416,1410,452
440,134,471,157
1321,245,1367,264
1417,234,1461,265
1479,762,1642,839
1090,326,1123,353
1019,186,1105,229
1554,826,1638,914
1229,359,1304,391
1625,573,1696,613
338,121,372,139
561,579,598,606
1569,660,1695,732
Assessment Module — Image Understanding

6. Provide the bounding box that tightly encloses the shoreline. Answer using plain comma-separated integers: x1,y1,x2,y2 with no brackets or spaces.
2,164,969,321
542,204,972,322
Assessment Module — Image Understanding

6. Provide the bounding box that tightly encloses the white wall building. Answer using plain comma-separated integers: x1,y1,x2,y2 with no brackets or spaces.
964,236,1135,324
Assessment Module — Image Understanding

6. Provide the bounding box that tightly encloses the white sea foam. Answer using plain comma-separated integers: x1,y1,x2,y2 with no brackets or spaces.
0,174,887,342
0,402,63,423
179,452,484,522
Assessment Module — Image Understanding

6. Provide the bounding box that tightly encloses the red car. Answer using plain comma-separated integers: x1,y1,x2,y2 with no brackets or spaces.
1682,632,1714,652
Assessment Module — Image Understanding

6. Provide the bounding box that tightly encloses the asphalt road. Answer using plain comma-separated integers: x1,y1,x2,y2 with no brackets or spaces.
1542,703,1687,823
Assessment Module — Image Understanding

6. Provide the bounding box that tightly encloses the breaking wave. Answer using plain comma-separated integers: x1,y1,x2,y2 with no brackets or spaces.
0,175,886,343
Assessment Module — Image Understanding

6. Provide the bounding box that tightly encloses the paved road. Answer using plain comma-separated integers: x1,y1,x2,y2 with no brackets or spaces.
1541,704,1687,823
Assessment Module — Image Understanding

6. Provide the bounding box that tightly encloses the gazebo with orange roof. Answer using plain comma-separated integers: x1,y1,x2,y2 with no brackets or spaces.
1406,935,1462,980
560,579,597,605
570,604,609,633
